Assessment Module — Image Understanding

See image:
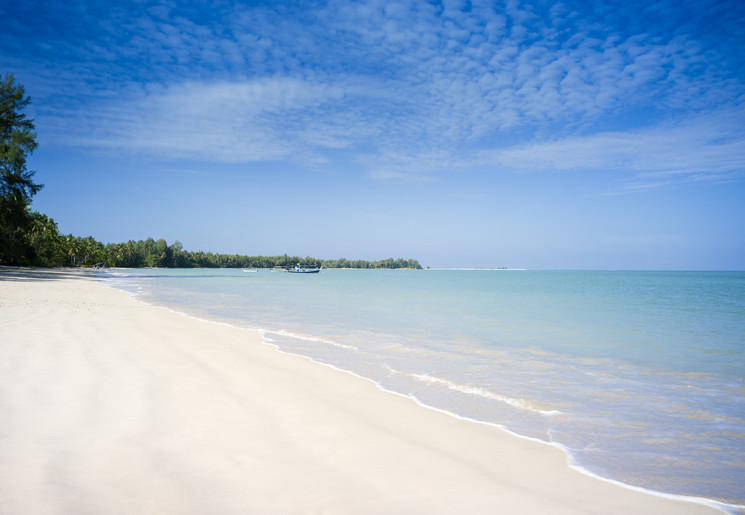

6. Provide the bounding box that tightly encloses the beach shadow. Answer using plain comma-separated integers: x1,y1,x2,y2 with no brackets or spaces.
0,266,100,282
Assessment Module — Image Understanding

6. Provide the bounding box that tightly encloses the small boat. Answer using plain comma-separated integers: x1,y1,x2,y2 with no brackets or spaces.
286,264,321,273
242,269,258,273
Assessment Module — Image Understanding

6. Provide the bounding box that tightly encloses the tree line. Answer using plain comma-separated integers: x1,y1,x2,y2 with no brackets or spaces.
18,221,422,269
0,73,422,270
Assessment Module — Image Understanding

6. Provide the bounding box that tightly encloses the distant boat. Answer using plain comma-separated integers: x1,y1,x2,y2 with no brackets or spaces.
286,264,321,274
242,269,258,273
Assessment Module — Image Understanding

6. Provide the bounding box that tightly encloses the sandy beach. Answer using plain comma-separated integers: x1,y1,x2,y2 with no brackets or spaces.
0,267,723,514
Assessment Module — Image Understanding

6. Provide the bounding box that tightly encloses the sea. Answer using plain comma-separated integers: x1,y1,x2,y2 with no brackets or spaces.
101,268,745,511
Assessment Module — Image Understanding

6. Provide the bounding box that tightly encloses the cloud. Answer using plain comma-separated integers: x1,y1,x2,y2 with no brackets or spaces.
7,0,743,187
46,78,352,163
479,106,745,188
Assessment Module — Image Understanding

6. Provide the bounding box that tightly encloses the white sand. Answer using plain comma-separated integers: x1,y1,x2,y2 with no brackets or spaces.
0,267,723,514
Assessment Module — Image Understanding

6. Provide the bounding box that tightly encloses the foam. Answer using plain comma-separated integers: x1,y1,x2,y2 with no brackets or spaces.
388,369,562,416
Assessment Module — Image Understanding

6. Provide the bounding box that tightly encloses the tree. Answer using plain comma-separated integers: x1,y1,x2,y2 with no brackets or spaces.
28,212,61,266
0,72,42,264
170,240,186,267
63,235,81,265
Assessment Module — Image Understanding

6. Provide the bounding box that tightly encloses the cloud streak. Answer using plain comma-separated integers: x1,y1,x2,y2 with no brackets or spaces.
43,78,354,163
481,106,745,188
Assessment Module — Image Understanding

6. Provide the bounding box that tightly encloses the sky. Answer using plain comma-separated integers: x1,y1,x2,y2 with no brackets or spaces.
1,0,744,269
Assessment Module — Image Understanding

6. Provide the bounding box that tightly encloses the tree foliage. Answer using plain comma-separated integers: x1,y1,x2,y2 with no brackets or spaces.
0,72,43,264
18,228,423,269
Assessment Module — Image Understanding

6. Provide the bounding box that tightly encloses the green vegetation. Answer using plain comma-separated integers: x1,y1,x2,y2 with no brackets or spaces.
0,72,43,264
0,73,422,270
9,230,423,269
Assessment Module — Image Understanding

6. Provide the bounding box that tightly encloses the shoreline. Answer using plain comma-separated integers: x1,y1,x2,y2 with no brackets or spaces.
149,299,739,514
0,267,729,514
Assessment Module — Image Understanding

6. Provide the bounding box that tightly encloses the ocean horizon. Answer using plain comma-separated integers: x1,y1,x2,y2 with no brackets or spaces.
102,268,745,510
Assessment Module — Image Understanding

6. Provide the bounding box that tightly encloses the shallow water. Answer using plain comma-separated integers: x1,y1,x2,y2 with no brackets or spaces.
103,268,745,508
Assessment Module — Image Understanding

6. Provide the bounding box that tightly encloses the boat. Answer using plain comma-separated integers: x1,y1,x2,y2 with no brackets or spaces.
286,264,321,273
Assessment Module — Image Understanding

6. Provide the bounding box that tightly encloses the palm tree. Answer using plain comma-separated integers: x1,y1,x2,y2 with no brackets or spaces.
28,212,61,265
64,235,80,265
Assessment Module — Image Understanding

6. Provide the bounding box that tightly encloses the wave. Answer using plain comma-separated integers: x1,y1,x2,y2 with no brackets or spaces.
387,368,561,416
266,329,359,351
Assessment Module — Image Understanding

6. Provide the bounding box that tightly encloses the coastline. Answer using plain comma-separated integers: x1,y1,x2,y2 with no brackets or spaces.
0,267,726,514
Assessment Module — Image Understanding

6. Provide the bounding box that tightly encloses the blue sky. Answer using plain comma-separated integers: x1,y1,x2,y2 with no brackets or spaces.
2,0,744,269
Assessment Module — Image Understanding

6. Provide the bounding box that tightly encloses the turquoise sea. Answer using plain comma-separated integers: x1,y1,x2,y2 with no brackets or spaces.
103,269,745,510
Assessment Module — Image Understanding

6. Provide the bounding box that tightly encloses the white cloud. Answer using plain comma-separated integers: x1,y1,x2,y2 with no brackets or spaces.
19,0,744,187
48,78,349,163
479,106,745,186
